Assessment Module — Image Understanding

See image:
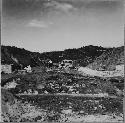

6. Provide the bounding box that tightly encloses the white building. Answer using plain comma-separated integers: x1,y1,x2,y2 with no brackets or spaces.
24,65,32,73
59,59,73,69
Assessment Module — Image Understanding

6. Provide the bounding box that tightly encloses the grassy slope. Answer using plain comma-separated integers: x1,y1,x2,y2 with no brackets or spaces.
2,68,124,96
1,68,124,122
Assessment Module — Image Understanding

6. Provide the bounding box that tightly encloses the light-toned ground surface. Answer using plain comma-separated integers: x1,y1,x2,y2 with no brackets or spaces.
78,65,124,78
16,93,120,99
59,114,123,122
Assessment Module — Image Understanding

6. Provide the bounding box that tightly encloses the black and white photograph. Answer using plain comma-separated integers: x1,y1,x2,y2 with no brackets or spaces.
1,0,124,122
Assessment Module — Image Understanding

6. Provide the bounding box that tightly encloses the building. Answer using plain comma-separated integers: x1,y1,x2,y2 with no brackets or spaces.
24,65,32,73
59,59,73,69
17,70,27,74
1,64,12,74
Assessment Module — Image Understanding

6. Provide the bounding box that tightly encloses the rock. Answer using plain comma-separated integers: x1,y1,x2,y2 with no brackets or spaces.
44,90,49,94
61,109,72,114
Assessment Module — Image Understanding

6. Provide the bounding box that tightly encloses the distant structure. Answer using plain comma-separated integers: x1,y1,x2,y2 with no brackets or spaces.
17,70,27,74
42,59,53,68
59,59,73,69
1,64,13,74
24,65,32,73
48,59,53,68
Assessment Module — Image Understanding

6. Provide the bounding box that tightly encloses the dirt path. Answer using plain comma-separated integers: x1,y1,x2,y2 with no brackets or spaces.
16,93,122,99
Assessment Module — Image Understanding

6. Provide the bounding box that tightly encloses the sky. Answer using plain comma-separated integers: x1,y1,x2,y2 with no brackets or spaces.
2,0,124,52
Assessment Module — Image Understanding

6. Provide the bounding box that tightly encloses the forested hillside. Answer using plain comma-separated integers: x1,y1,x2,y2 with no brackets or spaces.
1,45,110,68
1,46,41,68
